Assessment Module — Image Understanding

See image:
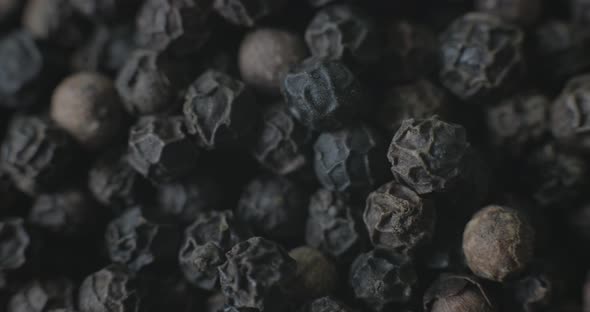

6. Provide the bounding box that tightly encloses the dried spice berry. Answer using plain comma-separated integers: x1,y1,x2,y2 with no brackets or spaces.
282,58,365,131
383,21,437,83
388,116,471,195
1,116,77,195
364,181,436,255
239,28,307,94
252,103,311,176
218,237,296,311
105,207,181,272
183,70,257,150
305,189,365,260
78,266,140,312
424,274,495,312
29,189,99,236
314,124,388,194
286,246,338,300
116,50,177,116
8,279,75,312
0,218,29,271
349,250,417,310
463,205,535,282
136,0,212,55
303,297,354,312
475,0,541,25
213,0,286,27
178,210,248,290
237,175,308,241
550,74,590,152
305,5,381,71
127,115,200,183
377,80,448,133
51,72,124,149
439,13,525,101
485,92,549,156
0,31,43,109
506,270,553,312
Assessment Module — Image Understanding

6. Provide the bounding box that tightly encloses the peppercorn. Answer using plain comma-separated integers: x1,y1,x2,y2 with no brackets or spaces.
8,279,75,312
286,246,338,300
388,116,472,195
178,210,250,290
282,58,365,131
51,72,124,149
463,205,535,282
0,218,29,272
305,4,381,71
183,70,258,149
218,237,296,311
475,0,541,25
349,250,417,311
439,13,525,101
237,175,309,242
116,50,177,116
213,0,286,27
424,274,496,312
78,266,140,312
506,269,553,312
127,115,200,183
550,74,590,152
364,181,436,255
314,124,388,194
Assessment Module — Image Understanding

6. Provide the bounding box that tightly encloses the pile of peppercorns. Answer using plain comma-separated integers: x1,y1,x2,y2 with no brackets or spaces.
1,0,590,312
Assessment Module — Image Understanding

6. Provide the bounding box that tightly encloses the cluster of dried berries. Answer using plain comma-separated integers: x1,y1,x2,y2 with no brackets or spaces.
2,1,590,312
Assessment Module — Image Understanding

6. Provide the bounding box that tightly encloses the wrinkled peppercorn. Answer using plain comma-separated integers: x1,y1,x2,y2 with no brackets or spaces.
213,0,286,27
439,13,525,101
282,58,365,131
218,237,296,311
463,205,535,282
8,279,75,312
127,115,200,183
286,246,338,300
0,218,29,271
178,210,249,290
550,74,590,152
239,28,307,94
183,70,258,149
475,0,541,25
424,274,495,312
78,266,140,312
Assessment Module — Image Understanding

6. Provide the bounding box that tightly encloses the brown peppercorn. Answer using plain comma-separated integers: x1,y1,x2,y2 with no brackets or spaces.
287,246,338,301
424,274,496,312
51,72,124,149
463,205,535,282
239,28,307,94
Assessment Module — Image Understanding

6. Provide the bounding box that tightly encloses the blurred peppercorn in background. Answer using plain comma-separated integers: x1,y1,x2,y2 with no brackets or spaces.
1,1,590,312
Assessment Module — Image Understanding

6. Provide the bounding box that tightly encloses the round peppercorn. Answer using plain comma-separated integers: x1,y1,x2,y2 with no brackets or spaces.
0,218,29,271
8,279,75,312
183,70,258,149
287,246,338,300
116,50,177,116
239,28,307,94
463,205,535,282
349,250,417,310
78,266,140,312
282,58,365,131
51,72,124,149
218,237,296,311
388,116,471,195
475,0,541,25
364,181,436,255
305,4,381,71
551,74,590,152
424,274,496,312
439,13,525,101
237,175,309,241
213,0,286,27
314,124,388,194
128,115,200,183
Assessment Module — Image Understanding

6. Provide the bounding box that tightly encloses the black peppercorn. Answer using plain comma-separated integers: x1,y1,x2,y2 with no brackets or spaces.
475,0,541,25
439,13,525,101
78,266,140,312
116,50,177,116
364,181,436,255
178,210,249,290
286,246,338,301
314,124,388,194
51,72,124,149
127,115,200,183
8,279,75,312
550,74,590,152
183,70,258,150
424,274,496,312
305,4,381,71
506,269,553,312
282,58,365,131
0,218,29,272
463,205,535,282
213,0,286,27
303,297,354,312
239,28,307,94
237,175,308,242
349,250,417,311
218,237,296,311
1,116,77,195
